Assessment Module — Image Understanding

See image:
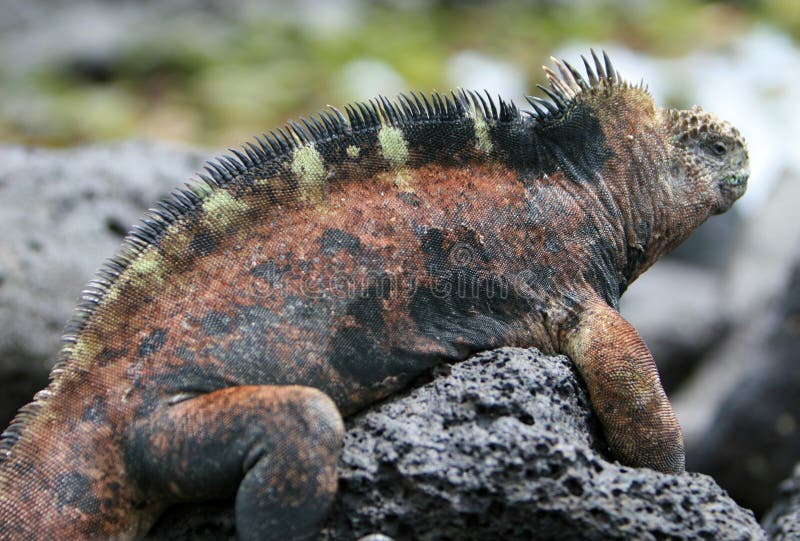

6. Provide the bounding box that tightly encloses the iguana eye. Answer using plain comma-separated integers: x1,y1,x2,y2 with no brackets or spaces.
711,141,727,156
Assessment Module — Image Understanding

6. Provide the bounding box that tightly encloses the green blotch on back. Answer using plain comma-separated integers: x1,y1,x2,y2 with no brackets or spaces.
202,190,248,229
378,126,413,191
393,170,414,192
128,250,165,286
474,115,493,154
346,145,360,159
291,144,327,201
68,251,165,368
69,335,104,366
378,126,409,168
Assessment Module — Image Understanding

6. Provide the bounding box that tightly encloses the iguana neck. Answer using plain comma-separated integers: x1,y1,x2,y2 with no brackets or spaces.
602,108,679,291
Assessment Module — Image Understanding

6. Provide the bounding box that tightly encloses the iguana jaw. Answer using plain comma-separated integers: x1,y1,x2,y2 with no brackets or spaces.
715,169,748,213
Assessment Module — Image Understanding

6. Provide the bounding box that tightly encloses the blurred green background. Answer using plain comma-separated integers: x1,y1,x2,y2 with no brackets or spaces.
1,0,797,148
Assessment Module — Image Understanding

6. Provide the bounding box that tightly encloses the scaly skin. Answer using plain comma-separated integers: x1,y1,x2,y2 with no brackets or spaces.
0,51,748,540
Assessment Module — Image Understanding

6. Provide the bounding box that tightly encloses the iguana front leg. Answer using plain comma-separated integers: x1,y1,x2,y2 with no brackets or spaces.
127,385,344,541
563,297,685,473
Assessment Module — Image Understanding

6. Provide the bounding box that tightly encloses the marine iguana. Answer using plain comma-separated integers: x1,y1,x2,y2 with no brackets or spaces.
0,51,749,540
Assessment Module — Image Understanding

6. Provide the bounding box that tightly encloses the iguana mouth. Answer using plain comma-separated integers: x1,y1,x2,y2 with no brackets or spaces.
722,173,748,187
714,171,748,213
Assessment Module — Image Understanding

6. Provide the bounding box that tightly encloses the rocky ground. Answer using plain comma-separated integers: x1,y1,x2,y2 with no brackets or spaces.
764,463,800,540
0,142,797,538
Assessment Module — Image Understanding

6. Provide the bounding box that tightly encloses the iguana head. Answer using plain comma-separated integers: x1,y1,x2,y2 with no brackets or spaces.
667,106,749,215
539,51,750,281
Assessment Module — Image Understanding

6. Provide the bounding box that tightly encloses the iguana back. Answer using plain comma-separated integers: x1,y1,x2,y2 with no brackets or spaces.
0,52,748,540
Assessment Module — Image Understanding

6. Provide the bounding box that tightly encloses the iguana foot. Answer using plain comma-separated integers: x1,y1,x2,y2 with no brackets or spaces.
563,296,685,473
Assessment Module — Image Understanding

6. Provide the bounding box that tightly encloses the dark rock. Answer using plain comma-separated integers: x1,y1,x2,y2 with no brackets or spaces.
763,463,800,540
149,348,764,540
0,143,207,428
689,255,800,517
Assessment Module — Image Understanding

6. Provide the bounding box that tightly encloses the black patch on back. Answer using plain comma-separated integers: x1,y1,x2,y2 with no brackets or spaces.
418,228,448,275
397,191,422,208
328,276,398,386
96,346,127,368
493,105,615,183
200,310,234,337
401,118,475,166
189,231,217,257
346,277,389,333
319,228,362,257
138,329,168,357
328,327,384,384
55,472,100,514
411,268,530,342
81,395,108,423
174,345,196,362
418,226,490,275
250,259,291,286
413,223,534,352
536,103,615,182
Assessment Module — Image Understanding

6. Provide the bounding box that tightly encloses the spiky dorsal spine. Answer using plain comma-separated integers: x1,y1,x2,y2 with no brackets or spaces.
526,49,625,123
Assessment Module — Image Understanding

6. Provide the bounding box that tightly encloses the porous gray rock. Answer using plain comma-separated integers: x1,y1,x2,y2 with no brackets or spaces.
0,142,208,427
322,348,763,540
149,348,765,540
763,463,800,540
